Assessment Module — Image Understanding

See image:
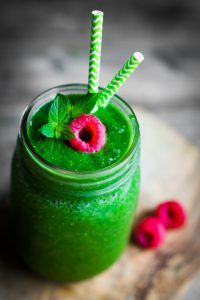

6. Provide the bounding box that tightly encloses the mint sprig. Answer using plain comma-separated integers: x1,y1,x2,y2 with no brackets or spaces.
39,94,74,140
48,93,68,124
38,93,98,140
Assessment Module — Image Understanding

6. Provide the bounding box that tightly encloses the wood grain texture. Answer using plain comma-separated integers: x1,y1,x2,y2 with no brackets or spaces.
0,107,199,300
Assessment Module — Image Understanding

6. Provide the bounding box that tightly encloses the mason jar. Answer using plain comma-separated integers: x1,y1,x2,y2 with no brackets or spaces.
11,84,140,281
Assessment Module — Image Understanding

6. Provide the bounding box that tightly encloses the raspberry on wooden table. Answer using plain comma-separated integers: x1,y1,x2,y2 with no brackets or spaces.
156,200,187,229
135,217,166,249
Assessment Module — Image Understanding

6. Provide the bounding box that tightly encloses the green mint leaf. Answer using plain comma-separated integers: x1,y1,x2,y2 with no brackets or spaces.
48,94,68,124
71,94,98,118
55,128,61,139
54,124,63,139
39,123,55,138
65,96,73,113
60,124,75,140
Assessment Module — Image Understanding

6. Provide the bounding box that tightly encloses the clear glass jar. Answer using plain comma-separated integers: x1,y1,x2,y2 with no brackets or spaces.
11,84,140,281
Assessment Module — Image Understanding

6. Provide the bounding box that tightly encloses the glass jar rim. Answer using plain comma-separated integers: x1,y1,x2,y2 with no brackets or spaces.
19,83,140,180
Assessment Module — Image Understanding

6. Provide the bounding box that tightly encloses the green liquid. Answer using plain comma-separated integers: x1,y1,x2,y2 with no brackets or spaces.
11,89,140,281
28,94,134,171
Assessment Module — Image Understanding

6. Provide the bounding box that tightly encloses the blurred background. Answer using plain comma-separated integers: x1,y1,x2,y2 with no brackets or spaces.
0,0,199,299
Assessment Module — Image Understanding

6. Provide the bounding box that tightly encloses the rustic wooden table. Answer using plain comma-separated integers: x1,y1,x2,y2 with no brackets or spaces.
0,1,199,299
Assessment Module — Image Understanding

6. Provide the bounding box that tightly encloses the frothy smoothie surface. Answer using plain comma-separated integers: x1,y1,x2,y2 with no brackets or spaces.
27,94,136,172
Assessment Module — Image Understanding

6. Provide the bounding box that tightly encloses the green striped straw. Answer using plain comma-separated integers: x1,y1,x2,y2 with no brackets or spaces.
88,10,104,94
93,52,144,111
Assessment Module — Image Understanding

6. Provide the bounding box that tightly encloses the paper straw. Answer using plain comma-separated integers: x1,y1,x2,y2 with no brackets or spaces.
94,52,144,110
88,10,104,94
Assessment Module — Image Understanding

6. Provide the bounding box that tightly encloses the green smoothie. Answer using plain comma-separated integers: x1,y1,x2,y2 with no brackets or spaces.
11,84,140,281
28,94,133,171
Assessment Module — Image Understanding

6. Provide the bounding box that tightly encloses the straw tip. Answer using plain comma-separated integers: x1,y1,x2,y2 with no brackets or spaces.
133,52,144,62
92,10,104,16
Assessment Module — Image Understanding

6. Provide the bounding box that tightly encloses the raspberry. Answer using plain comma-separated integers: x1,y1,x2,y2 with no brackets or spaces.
156,200,187,229
135,217,166,249
69,114,106,153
